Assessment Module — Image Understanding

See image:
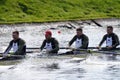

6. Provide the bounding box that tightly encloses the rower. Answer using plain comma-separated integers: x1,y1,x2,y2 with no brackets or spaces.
40,30,59,54
68,28,89,54
98,26,119,50
3,31,26,56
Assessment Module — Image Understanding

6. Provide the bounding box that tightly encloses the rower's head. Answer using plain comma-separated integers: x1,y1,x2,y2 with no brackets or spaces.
107,26,113,34
45,30,52,40
12,31,19,40
76,28,83,36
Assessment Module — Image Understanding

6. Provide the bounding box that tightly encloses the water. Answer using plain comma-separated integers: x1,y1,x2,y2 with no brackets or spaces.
0,19,120,80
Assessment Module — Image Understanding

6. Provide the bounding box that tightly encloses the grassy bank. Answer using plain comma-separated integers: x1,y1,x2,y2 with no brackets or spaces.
0,0,120,24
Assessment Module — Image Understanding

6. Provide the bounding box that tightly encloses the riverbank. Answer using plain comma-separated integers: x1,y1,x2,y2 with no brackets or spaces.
0,0,120,24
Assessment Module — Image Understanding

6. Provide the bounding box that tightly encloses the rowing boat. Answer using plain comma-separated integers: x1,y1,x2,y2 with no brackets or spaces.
0,54,25,61
0,56,25,61
0,47,120,62
0,54,25,66
34,50,91,62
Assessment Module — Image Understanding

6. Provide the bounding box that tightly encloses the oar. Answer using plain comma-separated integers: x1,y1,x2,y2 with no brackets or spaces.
26,47,92,49
26,47,88,54
26,47,71,49
26,47,120,50
26,47,90,49
26,51,40,53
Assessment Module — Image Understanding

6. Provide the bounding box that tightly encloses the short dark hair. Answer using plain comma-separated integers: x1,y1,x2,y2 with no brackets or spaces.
13,31,19,35
107,26,113,30
76,28,83,32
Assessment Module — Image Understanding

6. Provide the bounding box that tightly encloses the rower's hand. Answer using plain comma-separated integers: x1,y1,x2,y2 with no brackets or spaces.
106,46,113,49
68,45,73,50
2,54,7,58
68,47,75,51
2,54,10,58
46,50,52,54
68,45,71,49
96,46,101,50
40,50,42,52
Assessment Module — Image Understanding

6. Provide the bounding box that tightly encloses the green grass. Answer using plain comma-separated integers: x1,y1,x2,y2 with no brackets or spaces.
0,0,120,24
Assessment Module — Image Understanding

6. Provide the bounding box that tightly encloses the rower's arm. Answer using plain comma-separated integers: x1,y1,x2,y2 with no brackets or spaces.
40,40,46,51
50,39,59,53
99,35,106,47
81,36,89,49
15,40,25,55
113,34,119,48
69,36,76,46
4,41,12,54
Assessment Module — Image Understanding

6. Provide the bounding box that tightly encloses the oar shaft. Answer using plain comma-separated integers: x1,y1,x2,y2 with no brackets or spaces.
26,47,70,49
26,47,120,50
26,47,94,49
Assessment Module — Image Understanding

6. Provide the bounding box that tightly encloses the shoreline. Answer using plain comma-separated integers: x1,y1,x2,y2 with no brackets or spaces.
0,18,120,26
